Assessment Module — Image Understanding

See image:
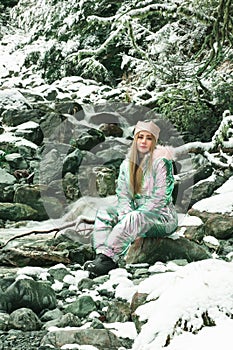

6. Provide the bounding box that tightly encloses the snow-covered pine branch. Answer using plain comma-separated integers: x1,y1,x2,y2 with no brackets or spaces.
65,24,123,62
174,113,233,169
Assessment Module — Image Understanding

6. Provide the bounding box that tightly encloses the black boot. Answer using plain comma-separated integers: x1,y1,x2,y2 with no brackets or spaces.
84,254,118,278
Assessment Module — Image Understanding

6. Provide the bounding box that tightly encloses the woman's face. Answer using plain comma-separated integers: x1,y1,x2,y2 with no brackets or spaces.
136,131,153,154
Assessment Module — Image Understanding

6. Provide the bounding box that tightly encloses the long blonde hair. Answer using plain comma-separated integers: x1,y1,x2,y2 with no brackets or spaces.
129,132,156,195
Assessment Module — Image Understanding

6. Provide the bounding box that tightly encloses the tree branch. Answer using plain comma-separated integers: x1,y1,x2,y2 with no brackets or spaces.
0,216,95,249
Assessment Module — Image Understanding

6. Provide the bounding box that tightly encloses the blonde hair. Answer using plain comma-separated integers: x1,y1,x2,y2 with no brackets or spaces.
129,132,156,195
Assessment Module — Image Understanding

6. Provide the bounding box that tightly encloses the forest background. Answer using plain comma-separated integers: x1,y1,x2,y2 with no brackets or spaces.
1,0,232,143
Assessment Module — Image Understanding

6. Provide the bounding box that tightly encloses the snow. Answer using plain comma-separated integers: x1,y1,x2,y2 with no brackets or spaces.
177,213,203,226
131,259,233,349
214,176,233,194
61,345,98,350
0,132,38,149
104,321,137,339
203,235,220,250
165,319,233,350
192,192,233,215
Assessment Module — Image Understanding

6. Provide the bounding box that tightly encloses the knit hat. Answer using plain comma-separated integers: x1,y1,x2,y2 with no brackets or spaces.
134,121,160,140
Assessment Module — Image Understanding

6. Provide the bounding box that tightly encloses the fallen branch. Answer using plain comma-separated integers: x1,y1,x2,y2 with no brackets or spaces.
0,217,94,249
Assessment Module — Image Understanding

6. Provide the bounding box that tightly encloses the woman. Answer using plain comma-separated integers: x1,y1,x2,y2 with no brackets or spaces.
85,120,178,277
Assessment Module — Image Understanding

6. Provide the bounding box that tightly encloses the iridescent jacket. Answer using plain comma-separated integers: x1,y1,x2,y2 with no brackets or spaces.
115,145,178,237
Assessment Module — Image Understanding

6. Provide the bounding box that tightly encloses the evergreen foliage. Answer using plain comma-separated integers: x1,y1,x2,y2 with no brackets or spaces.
5,0,233,141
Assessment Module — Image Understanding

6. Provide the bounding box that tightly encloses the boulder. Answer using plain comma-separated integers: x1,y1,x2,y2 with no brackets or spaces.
0,202,37,221
126,236,211,264
8,308,42,331
2,108,44,127
62,148,83,175
206,215,233,239
182,172,227,208
5,152,28,170
0,89,31,117
93,166,116,197
99,123,123,137
14,184,48,220
14,184,64,220
0,133,38,158
0,279,57,314
0,244,70,267
188,188,233,239
39,148,63,184
0,313,9,331
41,328,127,349
106,300,131,322
0,169,16,202
15,121,44,145
74,128,105,151
64,295,96,318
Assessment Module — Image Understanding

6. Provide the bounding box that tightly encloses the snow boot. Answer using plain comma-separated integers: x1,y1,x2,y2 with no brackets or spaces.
84,253,118,278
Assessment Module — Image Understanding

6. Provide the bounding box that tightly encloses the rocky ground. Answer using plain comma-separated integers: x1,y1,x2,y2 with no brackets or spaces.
0,330,47,350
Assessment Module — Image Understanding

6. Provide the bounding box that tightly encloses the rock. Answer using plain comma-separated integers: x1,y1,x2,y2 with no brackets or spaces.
39,149,63,184
48,264,70,282
106,301,131,322
64,295,96,318
62,148,83,175
182,172,226,208
41,328,126,349
14,184,64,220
130,292,148,314
204,215,233,239
14,184,49,220
0,243,70,267
190,192,233,218
219,238,233,259
0,168,16,201
8,308,42,331
131,292,148,333
96,148,126,169
93,166,116,197
78,277,96,291
0,89,31,117
57,312,82,328
179,160,213,209
5,152,28,170
188,191,233,239
39,112,65,139
66,241,94,264
126,236,211,264
0,312,9,330
62,172,81,201
0,202,37,221
15,121,44,145
1,279,57,314
183,225,205,242
74,128,105,151
0,133,38,158
1,108,43,127
54,101,83,115
38,195,64,219
99,123,123,137
40,308,64,322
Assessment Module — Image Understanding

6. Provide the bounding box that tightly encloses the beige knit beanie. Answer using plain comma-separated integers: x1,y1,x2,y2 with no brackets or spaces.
134,121,160,140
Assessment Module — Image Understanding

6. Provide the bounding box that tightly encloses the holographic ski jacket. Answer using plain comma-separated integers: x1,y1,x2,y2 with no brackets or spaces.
92,145,178,261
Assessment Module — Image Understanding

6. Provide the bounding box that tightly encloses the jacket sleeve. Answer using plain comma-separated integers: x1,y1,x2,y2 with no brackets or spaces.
136,158,174,213
115,160,134,218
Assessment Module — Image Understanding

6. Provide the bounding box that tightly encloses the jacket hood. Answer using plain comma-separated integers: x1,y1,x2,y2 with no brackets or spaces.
152,145,175,160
